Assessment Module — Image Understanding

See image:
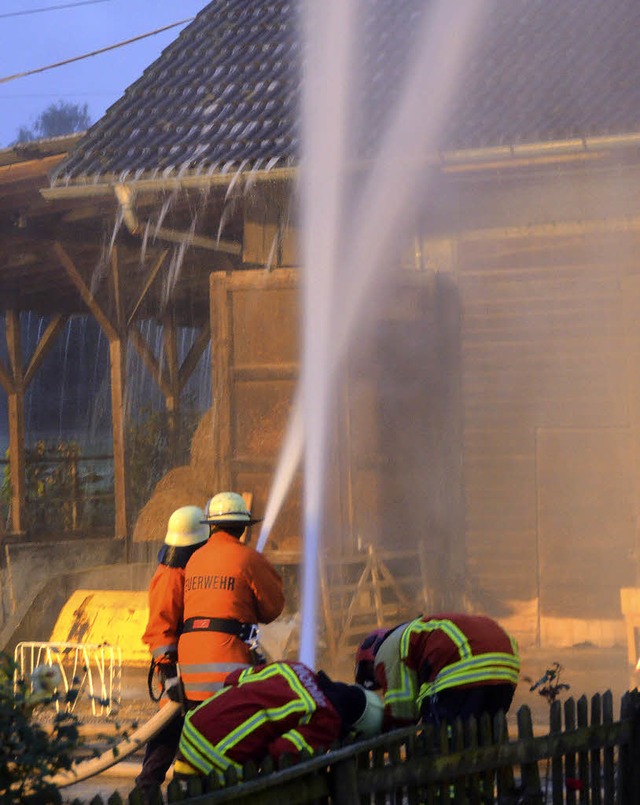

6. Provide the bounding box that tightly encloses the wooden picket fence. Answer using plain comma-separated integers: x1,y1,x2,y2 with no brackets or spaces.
67,688,640,805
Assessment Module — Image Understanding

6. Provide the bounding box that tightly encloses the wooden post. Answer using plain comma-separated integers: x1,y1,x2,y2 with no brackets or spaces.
109,336,129,547
517,705,543,803
618,691,640,802
576,695,590,798
329,757,359,805
564,698,578,805
0,312,67,536
5,311,26,535
602,691,615,802
162,312,180,465
210,272,233,491
549,700,563,805
54,241,129,548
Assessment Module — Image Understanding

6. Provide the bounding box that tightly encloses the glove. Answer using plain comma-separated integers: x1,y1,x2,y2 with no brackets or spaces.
157,661,182,703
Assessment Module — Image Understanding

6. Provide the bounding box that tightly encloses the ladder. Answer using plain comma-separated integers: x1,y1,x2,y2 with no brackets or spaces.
319,544,429,670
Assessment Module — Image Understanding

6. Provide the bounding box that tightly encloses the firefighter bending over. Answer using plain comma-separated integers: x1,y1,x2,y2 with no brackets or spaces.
173,660,383,782
355,612,520,729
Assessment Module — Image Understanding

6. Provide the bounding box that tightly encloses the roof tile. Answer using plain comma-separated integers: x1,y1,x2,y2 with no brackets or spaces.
53,0,640,184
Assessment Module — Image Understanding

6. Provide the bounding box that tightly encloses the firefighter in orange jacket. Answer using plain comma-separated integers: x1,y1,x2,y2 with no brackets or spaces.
142,505,210,665
355,613,520,729
136,505,210,796
174,661,383,782
178,491,285,703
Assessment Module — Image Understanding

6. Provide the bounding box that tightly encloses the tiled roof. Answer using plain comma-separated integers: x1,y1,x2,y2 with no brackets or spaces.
53,0,640,185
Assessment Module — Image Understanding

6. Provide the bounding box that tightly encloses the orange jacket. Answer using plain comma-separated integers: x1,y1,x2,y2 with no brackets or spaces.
142,563,184,660
178,532,285,701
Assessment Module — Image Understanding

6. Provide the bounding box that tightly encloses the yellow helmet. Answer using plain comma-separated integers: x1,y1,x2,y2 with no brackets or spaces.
201,492,262,525
165,506,209,547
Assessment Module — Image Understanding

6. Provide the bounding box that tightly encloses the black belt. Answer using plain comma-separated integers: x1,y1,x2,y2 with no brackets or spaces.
182,617,255,642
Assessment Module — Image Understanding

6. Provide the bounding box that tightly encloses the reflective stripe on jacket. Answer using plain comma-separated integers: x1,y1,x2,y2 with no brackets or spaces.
178,532,285,701
177,661,342,781
376,613,520,728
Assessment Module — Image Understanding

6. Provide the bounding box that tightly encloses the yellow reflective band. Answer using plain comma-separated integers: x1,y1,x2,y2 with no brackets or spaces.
432,652,520,682
181,716,239,777
231,663,318,715
218,699,308,754
179,733,214,776
280,728,315,754
400,618,472,661
216,665,317,755
386,618,466,709
417,655,520,704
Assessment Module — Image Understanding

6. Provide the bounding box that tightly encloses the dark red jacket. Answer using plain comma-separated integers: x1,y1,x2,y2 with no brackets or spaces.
375,613,520,727
176,661,342,780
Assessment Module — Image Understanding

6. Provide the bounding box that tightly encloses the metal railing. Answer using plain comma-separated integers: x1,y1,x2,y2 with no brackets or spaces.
14,641,122,717
1,453,115,534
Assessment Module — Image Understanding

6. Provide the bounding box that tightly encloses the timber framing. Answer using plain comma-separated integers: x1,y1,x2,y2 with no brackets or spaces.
0,139,229,543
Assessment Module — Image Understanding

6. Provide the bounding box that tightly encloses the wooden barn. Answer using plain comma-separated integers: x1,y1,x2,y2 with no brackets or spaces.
3,0,640,656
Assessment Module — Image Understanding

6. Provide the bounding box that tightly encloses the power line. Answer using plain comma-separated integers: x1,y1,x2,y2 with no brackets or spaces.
0,92,116,99
0,0,113,19
0,18,194,85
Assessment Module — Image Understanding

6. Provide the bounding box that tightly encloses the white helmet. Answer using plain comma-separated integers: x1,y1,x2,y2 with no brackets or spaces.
352,687,384,738
165,506,210,547
31,664,63,697
201,492,262,525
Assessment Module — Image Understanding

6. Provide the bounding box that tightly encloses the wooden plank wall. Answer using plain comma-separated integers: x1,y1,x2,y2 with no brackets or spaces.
458,231,640,644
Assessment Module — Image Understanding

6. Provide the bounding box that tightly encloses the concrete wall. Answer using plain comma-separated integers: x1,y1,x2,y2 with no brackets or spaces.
0,537,158,654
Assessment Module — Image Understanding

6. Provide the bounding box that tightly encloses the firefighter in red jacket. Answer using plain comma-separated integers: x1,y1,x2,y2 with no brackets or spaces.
136,505,210,795
174,660,383,782
178,491,285,702
355,613,520,729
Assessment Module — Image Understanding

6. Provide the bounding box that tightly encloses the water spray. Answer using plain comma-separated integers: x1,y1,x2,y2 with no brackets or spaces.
258,0,490,672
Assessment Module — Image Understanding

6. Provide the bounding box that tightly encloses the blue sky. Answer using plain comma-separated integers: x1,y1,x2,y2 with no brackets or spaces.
0,0,210,148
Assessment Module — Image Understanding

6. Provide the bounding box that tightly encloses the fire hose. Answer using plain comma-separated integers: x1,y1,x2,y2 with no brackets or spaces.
49,631,267,789
47,700,182,788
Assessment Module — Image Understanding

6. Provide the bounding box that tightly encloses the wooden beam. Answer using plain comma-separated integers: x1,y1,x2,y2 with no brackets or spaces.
0,154,65,184
127,248,169,327
163,313,180,406
53,241,118,341
128,325,171,399
109,336,129,548
210,273,233,491
23,314,68,388
163,313,180,463
154,226,242,255
111,246,124,333
178,322,210,393
221,267,299,290
5,310,25,534
5,310,23,390
0,357,14,394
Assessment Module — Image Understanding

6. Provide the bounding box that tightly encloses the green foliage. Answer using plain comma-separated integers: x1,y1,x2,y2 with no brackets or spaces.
14,101,91,144
126,405,200,518
2,440,96,532
0,653,79,804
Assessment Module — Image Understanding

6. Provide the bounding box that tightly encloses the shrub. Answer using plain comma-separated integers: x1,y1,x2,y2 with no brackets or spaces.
0,653,79,804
